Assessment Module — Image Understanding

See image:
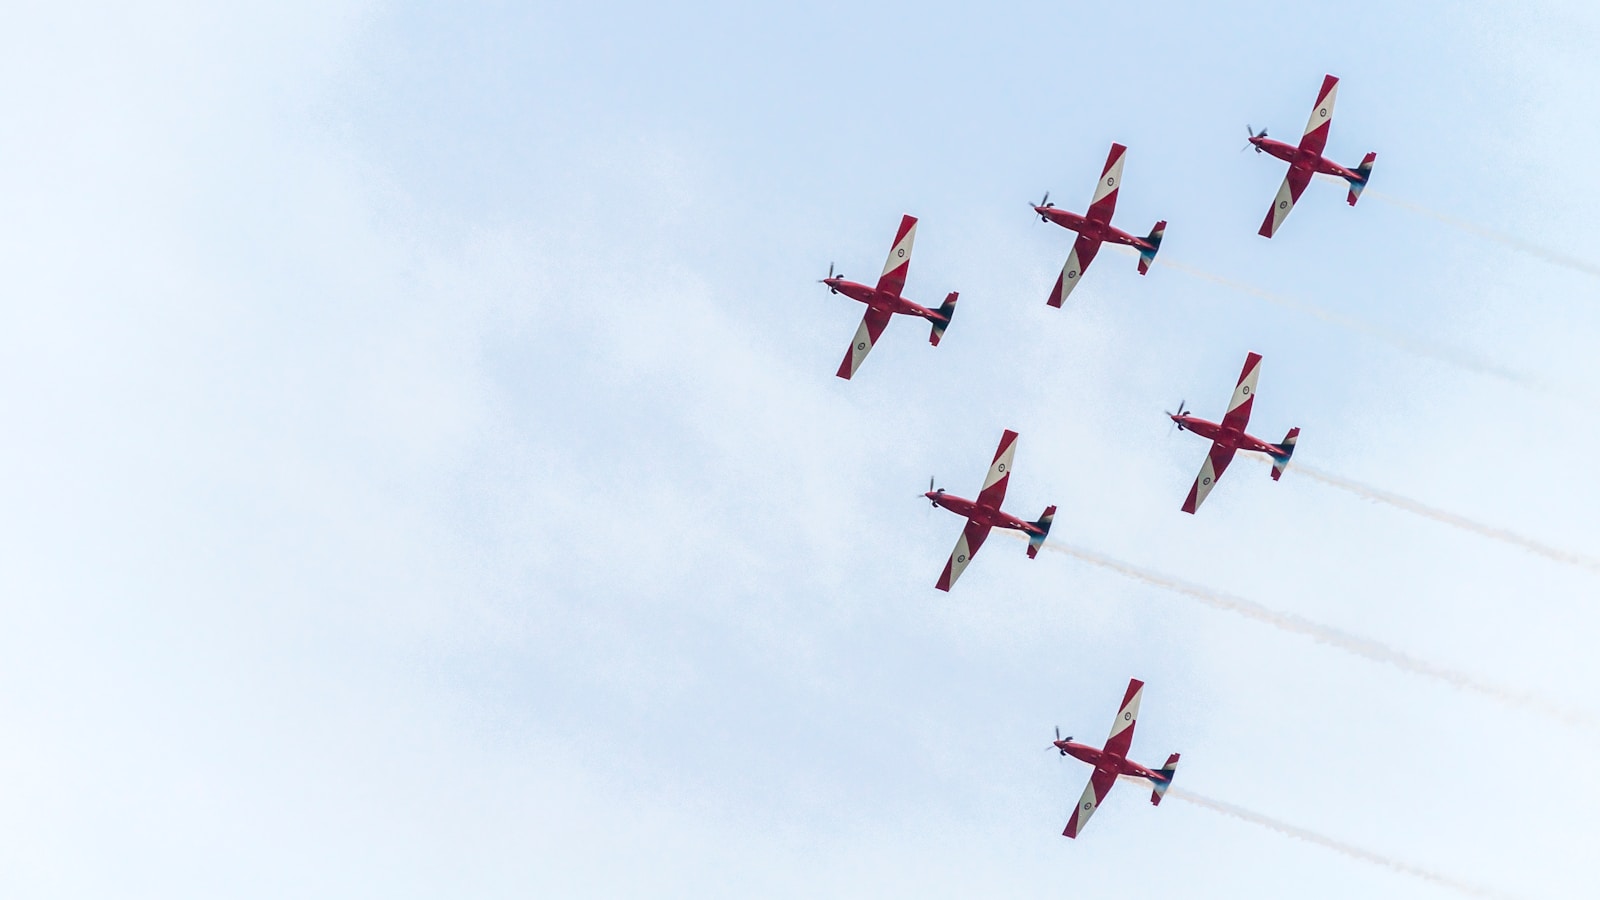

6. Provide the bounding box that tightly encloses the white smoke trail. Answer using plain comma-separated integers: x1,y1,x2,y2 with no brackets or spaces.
1146,781,1522,900
1289,462,1600,575
1006,532,1591,727
1149,256,1548,392
1340,182,1600,281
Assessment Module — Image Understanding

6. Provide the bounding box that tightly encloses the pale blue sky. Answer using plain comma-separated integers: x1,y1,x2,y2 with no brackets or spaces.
1,2,1598,897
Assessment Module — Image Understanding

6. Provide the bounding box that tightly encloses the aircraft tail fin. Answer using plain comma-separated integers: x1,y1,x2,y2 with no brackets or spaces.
1026,505,1056,558
1270,427,1300,481
929,292,959,346
1136,220,1166,275
1346,152,1376,206
1150,753,1180,806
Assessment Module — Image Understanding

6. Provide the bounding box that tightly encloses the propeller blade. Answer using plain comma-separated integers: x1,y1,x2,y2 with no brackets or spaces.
1055,726,1061,740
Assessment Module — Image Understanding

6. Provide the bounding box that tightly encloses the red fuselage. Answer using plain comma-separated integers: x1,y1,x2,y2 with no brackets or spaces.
1032,206,1154,250
1249,136,1361,181
1170,414,1288,458
924,491,1041,534
1052,739,1162,782
822,278,945,323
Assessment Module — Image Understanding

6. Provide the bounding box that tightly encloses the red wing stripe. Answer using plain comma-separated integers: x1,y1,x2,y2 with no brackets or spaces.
1298,74,1339,157
1181,442,1238,514
1046,235,1102,307
1219,352,1263,432
1101,678,1144,759
1259,167,1313,238
1085,143,1127,224
835,307,894,380
935,519,992,591
874,214,918,297
974,429,1019,510
1063,768,1119,839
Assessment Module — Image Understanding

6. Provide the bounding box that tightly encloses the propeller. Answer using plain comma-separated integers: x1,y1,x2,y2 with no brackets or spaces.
1034,191,1054,221
820,262,840,292
1165,399,1189,434
1242,124,1267,153
1051,726,1071,754
924,476,946,506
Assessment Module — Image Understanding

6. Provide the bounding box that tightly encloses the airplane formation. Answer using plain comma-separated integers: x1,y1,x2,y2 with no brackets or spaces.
814,75,1372,837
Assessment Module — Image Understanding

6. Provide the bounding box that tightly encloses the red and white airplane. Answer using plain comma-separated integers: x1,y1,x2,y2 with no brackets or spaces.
1053,678,1180,839
1169,352,1299,514
819,214,959,380
1248,74,1376,238
1032,143,1165,307
924,429,1054,591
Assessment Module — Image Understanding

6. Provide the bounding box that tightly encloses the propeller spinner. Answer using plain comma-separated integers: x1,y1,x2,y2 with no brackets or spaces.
1052,726,1071,754
820,262,840,292
1035,191,1054,221
1165,399,1190,433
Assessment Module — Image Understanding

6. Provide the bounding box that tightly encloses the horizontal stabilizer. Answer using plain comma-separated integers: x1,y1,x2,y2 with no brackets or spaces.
1137,220,1165,275
1027,505,1056,558
929,292,958,346
1347,152,1376,206
1270,427,1300,481
1150,752,1180,806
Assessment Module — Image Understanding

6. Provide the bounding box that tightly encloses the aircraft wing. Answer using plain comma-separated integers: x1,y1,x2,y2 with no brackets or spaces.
1101,678,1145,759
1258,166,1313,238
1182,441,1238,514
936,518,992,592
1297,74,1339,157
1046,234,1102,307
1063,766,1119,839
1085,142,1127,224
1219,352,1263,432
975,429,1019,509
836,307,894,380
874,214,918,297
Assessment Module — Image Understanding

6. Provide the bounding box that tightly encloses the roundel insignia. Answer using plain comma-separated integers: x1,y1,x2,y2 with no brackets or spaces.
1278,200,1289,209
1067,270,1078,279
1123,711,1132,721
956,554,967,563
1319,108,1328,118
856,341,867,350
1202,476,1212,485
1105,176,1115,187
897,248,905,258
1241,385,1250,395
997,463,1006,472
1082,801,1093,810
